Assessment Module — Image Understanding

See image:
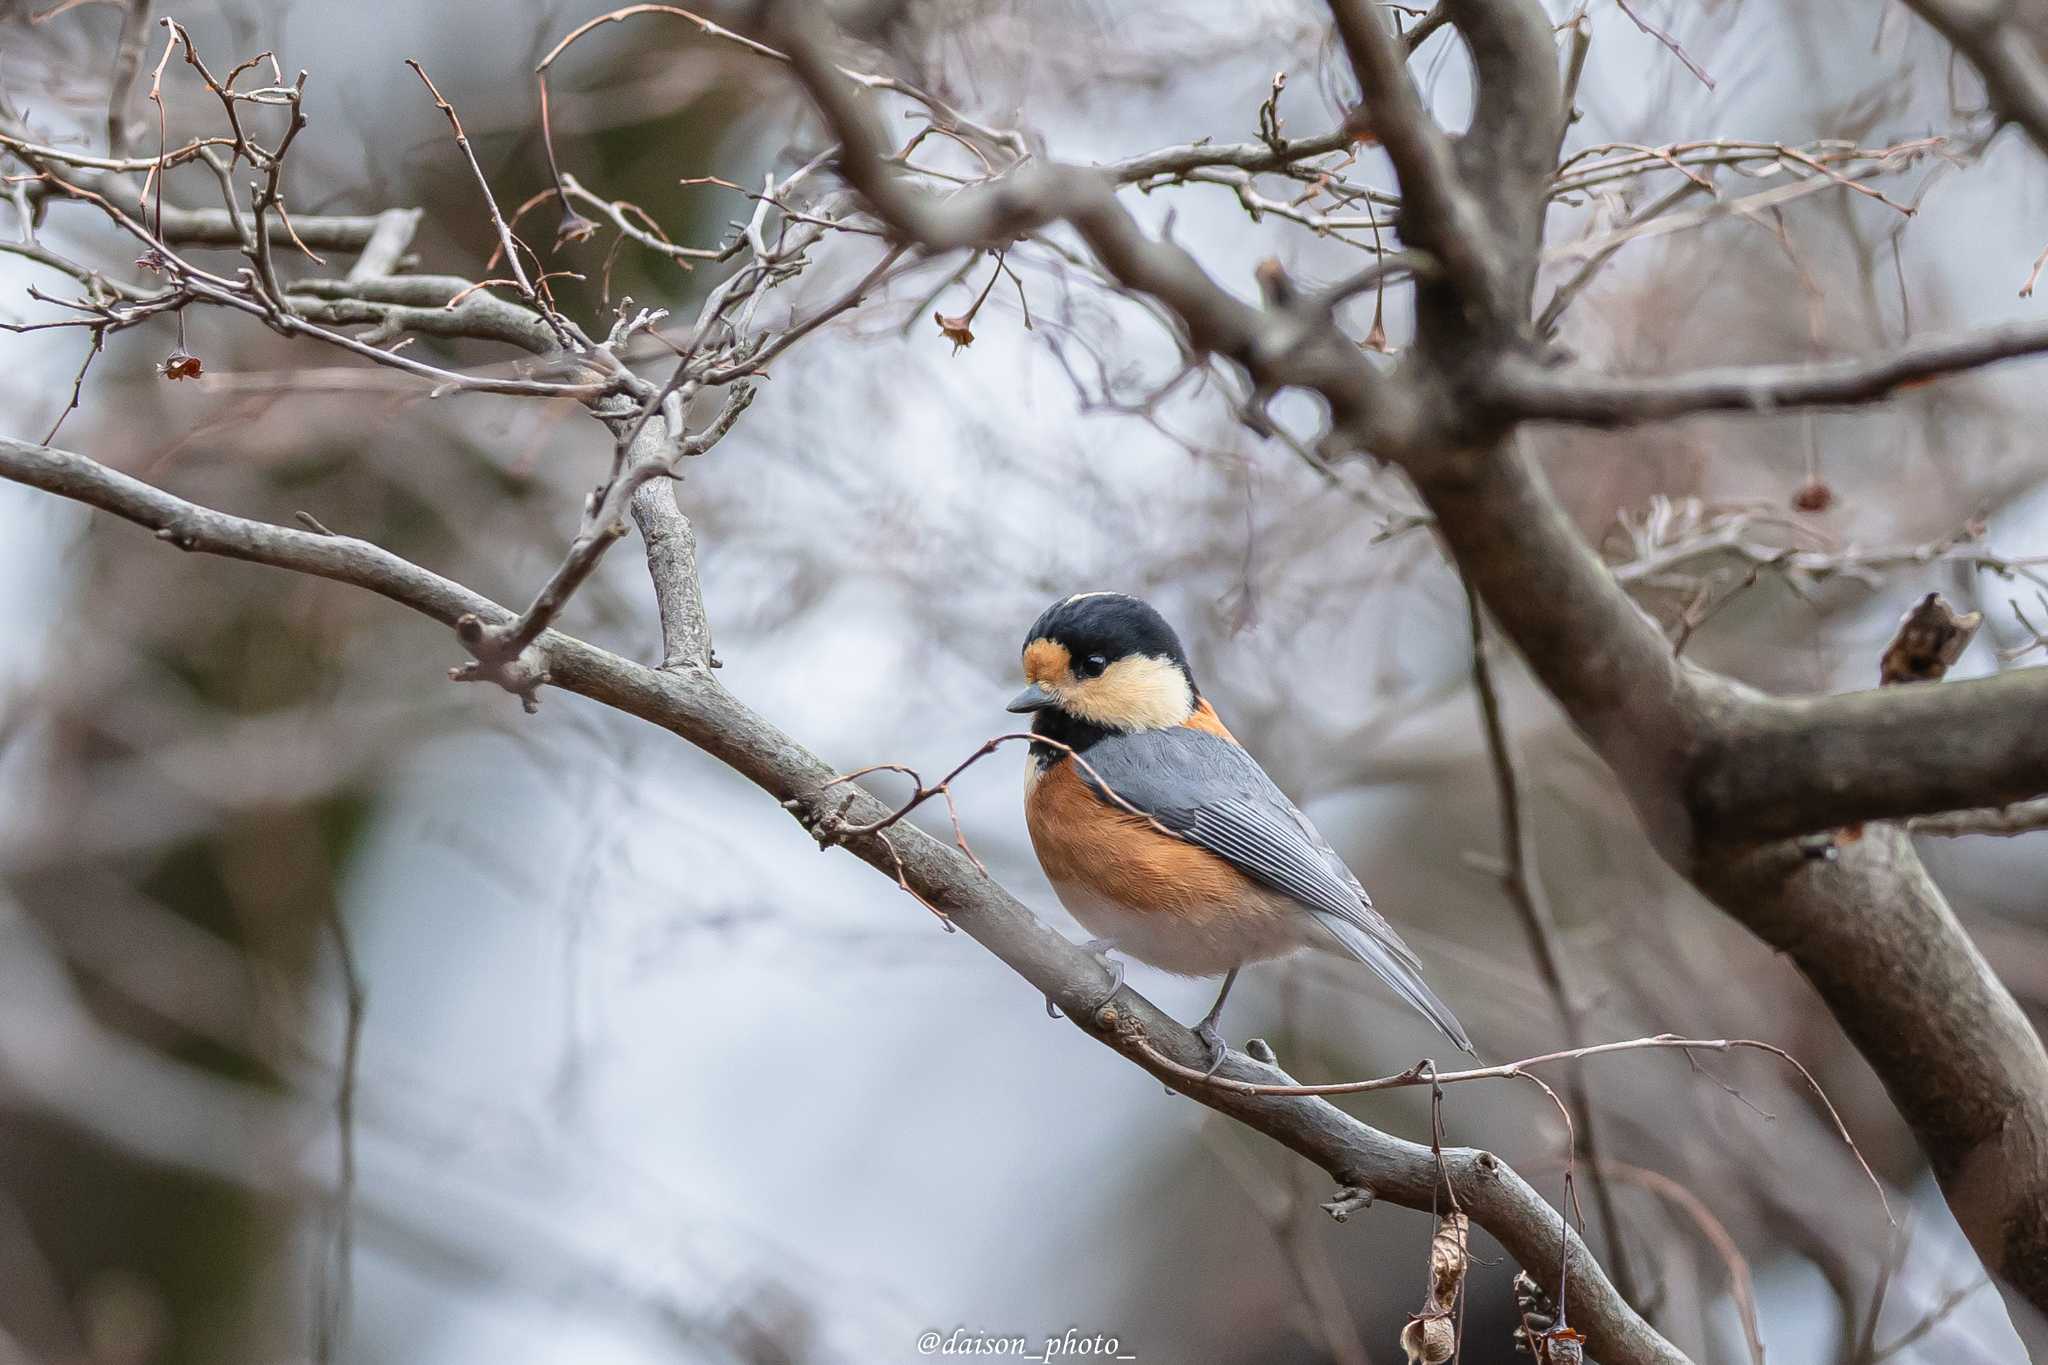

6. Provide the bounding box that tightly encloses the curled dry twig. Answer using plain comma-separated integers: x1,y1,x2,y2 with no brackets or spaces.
816,729,1180,878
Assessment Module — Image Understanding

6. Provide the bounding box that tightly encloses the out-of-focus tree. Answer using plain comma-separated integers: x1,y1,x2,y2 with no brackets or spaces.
3,2,2048,1363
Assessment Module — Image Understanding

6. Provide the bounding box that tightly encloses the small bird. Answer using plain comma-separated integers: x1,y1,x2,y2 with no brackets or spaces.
1009,592,1474,1067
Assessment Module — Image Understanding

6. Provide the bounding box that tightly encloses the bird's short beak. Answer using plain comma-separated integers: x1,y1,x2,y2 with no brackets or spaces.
1006,682,1058,714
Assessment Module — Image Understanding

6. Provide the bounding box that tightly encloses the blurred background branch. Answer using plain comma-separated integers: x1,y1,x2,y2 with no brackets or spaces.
3,1,2048,1363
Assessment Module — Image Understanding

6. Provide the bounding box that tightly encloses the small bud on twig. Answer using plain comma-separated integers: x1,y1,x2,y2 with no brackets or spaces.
1791,479,1834,513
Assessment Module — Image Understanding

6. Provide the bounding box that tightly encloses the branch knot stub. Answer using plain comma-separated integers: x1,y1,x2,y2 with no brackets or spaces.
153,520,203,551
449,612,552,712
781,787,860,848
1322,1185,1375,1222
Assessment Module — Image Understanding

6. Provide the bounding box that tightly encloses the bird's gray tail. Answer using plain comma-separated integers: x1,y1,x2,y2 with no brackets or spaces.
1310,911,1476,1055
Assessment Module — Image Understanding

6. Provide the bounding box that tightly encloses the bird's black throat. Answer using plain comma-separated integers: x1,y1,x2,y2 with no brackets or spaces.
1029,707,1110,768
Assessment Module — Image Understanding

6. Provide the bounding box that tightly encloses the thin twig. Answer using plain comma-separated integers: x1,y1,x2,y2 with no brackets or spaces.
313,905,365,1365
404,59,578,350
1599,1161,1763,1365
1466,583,1641,1310
1130,1030,1893,1224
1613,0,1716,89
43,329,104,444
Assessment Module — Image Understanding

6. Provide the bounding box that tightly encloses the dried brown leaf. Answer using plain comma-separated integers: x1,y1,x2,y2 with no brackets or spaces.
1880,591,1983,685
933,310,974,354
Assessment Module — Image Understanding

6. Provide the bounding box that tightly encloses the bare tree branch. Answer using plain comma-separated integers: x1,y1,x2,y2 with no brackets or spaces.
15,0,2048,1344
1467,585,1641,1307
1102,128,1362,183
1328,0,1500,306
749,1,2048,1317
1433,0,1564,323
1412,439,1706,847
1913,798,2048,839
1491,320,2048,425
286,275,562,352
0,431,1687,1365
629,479,714,671
1692,830,2048,1312
105,0,156,158
1692,669,2048,841
12,157,418,253
760,3,1416,450
1902,0,2048,155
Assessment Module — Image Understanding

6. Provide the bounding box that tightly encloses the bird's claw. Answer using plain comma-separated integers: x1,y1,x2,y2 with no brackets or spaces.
1195,1019,1229,1078
1047,938,1124,1019
1091,951,1125,1013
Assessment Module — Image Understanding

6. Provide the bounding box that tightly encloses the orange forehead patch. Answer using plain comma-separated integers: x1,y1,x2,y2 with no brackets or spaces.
1023,637,1071,686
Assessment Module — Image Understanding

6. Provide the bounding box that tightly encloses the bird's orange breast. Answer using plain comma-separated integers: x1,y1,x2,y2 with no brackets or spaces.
1024,753,1257,916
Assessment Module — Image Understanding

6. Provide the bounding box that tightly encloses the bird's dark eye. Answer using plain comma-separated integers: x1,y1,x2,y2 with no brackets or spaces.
1083,653,1109,675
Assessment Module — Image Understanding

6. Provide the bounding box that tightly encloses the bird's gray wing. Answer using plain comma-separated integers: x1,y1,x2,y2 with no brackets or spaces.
1077,727,1473,1052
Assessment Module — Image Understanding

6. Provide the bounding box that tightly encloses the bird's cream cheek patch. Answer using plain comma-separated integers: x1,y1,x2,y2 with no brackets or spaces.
1067,654,1194,731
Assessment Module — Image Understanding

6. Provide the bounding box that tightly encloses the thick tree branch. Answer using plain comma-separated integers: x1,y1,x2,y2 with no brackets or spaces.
1309,0,2048,1319
0,433,1688,1365
1327,0,1501,307
1903,0,2048,155
629,479,714,670
1408,442,2048,1317
1913,797,2048,839
1435,0,1563,327
286,275,562,353
1693,832,2048,1310
1693,668,2048,842
1411,439,1709,852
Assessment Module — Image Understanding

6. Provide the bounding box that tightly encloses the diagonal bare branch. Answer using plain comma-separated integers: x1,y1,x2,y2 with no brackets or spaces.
0,430,1689,1365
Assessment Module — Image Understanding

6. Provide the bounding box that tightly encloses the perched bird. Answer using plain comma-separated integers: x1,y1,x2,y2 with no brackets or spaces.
1009,592,1474,1066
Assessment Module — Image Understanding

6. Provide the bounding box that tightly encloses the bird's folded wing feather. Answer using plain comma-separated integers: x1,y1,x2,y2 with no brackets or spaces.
1077,727,1383,926
1078,726,1473,1052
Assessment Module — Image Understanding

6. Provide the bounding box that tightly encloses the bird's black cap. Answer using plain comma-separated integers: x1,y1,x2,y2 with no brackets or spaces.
1023,593,1192,671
